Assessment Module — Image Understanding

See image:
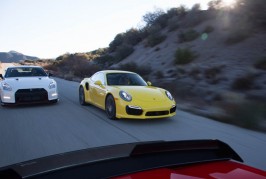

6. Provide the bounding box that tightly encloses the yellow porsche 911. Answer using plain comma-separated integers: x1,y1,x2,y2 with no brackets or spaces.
79,70,176,120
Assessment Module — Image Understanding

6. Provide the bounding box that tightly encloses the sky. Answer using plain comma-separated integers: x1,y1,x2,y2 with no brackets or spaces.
0,0,212,59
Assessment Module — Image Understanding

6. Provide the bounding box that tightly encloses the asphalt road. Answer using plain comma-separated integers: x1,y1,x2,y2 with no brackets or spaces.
0,77,266,171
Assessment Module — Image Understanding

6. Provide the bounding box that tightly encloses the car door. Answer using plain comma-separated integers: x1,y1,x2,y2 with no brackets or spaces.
90,72,106,108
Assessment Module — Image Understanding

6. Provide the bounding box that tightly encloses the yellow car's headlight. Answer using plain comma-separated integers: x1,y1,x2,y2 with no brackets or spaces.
165,91,174,101
119,90,132,102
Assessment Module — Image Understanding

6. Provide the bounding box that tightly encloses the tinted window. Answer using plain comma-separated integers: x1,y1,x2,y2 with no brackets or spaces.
106,73,147,86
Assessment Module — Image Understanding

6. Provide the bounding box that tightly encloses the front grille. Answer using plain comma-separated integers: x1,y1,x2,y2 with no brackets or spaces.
126,106,143,115
15,88,48,103
170,105,176,113
145,111,169,116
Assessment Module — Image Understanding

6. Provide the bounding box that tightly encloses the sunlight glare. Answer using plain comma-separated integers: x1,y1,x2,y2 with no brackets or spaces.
223,0,237,8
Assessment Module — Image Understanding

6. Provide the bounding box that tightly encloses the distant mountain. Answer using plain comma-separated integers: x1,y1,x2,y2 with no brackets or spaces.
0,51,39,63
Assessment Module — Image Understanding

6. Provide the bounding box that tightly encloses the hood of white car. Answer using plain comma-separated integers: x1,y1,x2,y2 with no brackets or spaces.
3,77,54,90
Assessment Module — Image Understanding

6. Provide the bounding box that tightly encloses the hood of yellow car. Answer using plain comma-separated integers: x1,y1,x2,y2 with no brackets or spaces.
118,86,166,102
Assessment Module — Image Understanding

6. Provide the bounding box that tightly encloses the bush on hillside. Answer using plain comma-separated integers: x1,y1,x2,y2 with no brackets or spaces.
44,54,100,79
142,9,165,27
146,33,166,47
254,57,266,70
95,54,116,67
231,74,254,90
109,33,125,52
167,16,179,31
175,48,197,65
225,29,251,45
166,6,187,18
114,44,134,61
178,29,199,43
203,25,215,33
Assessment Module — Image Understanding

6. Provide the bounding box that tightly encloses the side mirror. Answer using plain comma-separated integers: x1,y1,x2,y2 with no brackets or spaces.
48,73,53,77
0,74,3,79
94,80,103,86
147,81,152,86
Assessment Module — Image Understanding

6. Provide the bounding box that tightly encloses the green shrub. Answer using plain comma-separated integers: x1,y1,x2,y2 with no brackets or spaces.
203,25,214,33
225,29,251,45
254,57,266,70
146,33,166,47
231,75,254,90
95,55,116,67
114,44,134,61
179,29,199,43
175,48,197,65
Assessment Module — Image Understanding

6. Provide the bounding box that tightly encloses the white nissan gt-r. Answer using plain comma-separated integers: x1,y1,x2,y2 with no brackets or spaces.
0,66,59,105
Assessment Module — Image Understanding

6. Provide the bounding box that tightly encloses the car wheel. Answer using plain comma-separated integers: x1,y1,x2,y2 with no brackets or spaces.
79,86,87,105
105,95,116,120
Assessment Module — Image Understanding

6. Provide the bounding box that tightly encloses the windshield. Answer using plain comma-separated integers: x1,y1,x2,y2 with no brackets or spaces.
4,67,48,78
106,73,147,86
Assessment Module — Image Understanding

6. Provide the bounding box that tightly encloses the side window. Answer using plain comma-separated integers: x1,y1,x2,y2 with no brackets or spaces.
91,73,100,82
99,73,105,85
91,72,105,85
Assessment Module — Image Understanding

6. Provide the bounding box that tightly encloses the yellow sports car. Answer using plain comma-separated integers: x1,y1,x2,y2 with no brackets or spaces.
79,70,176,119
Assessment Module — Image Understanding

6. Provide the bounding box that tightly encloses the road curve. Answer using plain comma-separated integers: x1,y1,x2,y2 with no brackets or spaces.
0,77,266,170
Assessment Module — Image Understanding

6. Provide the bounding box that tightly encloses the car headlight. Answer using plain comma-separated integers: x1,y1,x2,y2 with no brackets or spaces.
2,82,12,91
165,91,174,101
119,90,132,102
48,81,56,89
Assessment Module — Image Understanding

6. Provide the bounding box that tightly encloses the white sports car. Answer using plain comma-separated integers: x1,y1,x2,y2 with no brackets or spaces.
0,66,59,105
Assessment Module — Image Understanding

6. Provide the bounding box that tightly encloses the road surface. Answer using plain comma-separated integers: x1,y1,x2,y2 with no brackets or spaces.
0,77,266,171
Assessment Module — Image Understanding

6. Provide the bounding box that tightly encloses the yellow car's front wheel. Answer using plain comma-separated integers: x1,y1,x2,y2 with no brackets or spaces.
79,87,87,106
105,95,116,120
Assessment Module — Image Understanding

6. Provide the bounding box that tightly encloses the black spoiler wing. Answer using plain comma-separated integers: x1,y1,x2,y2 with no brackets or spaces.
0,139,243,179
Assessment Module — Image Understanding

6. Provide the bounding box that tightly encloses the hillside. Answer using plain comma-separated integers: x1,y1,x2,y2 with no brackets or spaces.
117,11,266,100
0,51,39,63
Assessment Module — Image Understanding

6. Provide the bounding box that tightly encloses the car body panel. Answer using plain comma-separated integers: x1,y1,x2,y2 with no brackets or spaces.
0,66,58,104
113,161,266,179
79,70,176,119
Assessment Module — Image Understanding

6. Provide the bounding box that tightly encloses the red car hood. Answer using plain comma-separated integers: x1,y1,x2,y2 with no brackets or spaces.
114,160,266,179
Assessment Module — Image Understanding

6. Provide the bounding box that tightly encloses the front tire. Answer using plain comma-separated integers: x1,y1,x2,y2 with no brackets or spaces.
105,95,116,120
79,86,87,105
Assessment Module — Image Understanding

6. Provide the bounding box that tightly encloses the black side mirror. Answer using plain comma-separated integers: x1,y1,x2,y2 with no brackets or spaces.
48,73,53,77
0,74,3,79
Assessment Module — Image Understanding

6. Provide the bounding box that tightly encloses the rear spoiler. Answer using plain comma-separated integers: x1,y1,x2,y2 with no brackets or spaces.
0,139,243,179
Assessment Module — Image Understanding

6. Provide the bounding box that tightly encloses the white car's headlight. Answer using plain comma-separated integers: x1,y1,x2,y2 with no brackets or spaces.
2,82,12,91
48,81,56,89
165,91,174,101
119,90,132,102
